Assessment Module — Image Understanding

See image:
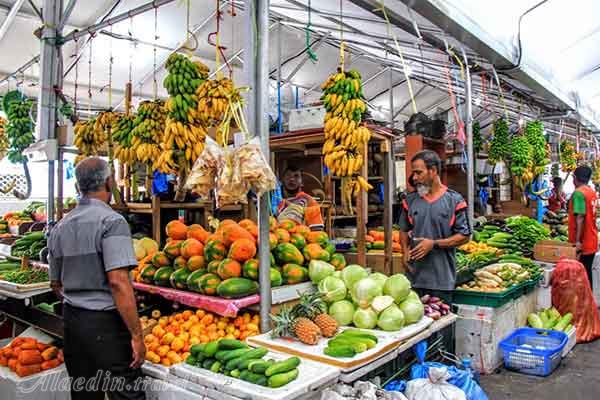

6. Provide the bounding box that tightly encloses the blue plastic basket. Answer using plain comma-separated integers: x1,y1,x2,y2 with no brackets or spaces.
499,327,568,376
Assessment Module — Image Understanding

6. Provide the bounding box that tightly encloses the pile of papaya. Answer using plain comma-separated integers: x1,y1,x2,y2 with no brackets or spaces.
0,337,63,377
186,338,300,388
133,217,347,299
365,230,403,254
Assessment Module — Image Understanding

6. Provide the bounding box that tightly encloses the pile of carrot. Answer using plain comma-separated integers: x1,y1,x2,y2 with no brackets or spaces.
0,337,64,377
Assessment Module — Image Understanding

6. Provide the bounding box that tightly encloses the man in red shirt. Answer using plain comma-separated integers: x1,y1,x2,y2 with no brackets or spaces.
548,177,566,212
568,166,599,288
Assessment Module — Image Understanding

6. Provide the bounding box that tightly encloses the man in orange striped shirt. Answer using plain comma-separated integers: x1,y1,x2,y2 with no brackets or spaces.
277,165,324,231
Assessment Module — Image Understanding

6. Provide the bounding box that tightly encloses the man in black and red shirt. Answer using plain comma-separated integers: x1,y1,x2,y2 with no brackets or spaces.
399,150,471,303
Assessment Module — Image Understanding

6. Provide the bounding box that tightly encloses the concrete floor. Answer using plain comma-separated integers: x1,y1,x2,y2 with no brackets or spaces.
480,339,600,400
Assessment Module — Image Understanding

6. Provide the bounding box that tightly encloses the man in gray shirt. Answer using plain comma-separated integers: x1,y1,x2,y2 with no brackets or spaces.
49,157,145,400
399,150,471,303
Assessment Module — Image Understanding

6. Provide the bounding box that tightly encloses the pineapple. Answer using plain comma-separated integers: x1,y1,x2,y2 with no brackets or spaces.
293,292,338,338
271,306,322,345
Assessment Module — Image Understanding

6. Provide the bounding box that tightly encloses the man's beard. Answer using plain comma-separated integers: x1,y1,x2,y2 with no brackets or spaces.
416,183,431,197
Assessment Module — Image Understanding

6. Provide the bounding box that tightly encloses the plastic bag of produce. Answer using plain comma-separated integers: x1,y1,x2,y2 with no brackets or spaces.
552,258,600,343
405,367,466,400
185,136,223,197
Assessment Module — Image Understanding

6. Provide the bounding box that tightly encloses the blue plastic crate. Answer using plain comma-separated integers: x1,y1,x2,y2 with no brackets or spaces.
499,328,568,377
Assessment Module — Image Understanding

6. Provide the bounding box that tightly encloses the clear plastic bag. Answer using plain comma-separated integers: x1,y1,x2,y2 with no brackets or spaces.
405,367,466,400
185,137,223,198
237,137,277,196
216,146,249,206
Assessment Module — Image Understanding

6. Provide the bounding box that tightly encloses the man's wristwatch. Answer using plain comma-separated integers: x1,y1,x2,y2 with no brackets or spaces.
433,240,440,249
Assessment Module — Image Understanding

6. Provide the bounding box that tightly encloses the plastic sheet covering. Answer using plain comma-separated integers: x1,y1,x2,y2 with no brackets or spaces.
0,363,70,400
132,282,259,317
551,258,600,343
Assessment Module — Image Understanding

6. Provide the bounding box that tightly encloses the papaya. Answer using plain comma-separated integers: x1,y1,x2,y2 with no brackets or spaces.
368,230,385,241
372,241,385,250
164,240,182,258
173,256,187,269
238,219,256,231
204,240,227,263
187,269,208,292
216,278,259,298
278,219,296,231
166,220,188,240
170,268,191,290
392,231,400,243
242,259,259,280
274,243,304,265
220,219,237,227
270,252,277,268
222,224,255,247
392,242,402,252
269,233,278,250
275,228,290,243
217,259,242,280
289,233,306,250
324,243,336,256
228,238,257,263
306,231,329,247
140,265,158,284
187,255,206,271
270,268,283,287
152,252,171,268
303,243,330,262
199,273,222,295
246,224,259,239
329,253,347,271
187,224,210,243
207,260,221,274
269,216,278,231
365,235,375,243
282,264,309,285
292,224,311,238
181,238,204,259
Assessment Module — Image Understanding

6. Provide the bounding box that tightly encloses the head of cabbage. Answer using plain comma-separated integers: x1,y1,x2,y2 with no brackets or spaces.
377,304,405,331
328,300,355,326
318,276,347,303
308,260,335,284
351,277,383,309
406,290,421,303
353,307,378,329
383,274,411,303
369,272,388,287
341,264,368,290
398,298,424,325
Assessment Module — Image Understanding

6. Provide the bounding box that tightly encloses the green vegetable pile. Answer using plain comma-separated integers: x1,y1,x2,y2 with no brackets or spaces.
473,121,482,154
324,329,378,358
525,120,550,175
185,339,300,388
527,307,573,333
4,95,35,163
11,231,46,260
488,119,510,165
457,251,500,273
0,268,48,284
506,215,550,251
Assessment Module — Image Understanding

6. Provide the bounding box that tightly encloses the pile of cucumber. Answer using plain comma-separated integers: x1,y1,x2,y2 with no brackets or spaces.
11,231,46,260
324,329,378,358
186,339,301,388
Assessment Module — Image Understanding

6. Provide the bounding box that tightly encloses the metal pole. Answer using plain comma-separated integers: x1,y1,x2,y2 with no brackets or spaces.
0,0,27,44
245,0,271,333
388,68,394,129
58,0,77,31
462,48,474,226
277,21,283,134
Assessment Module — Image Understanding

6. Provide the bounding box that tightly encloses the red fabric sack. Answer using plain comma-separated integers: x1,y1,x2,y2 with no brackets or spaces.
551,258,600,343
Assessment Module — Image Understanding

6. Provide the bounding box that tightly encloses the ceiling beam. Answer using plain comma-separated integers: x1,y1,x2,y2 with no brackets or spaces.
0,0,27,44
58,0,78,31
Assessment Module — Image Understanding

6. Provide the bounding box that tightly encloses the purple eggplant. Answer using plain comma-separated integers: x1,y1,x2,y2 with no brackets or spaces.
420,295,431,304
439,303,450,311
429,296,441,304
430,303,440,311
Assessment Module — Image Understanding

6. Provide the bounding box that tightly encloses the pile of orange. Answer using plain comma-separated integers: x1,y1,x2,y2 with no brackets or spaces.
144,308,260,366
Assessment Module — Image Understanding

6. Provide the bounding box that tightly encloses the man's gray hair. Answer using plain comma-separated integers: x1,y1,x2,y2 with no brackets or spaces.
75,157,110,194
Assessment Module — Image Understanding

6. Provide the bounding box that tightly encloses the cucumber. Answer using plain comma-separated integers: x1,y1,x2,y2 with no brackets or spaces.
185,355,197,366
190,344,206,357
238,357,263,371
327,339,367,353
249,360,274,374
265,357,301,377
336,329,378,343
268,368,299,388
203,341,219,357
329,336,376,349
240,370,268,386
230,369,241,378
210,361,222,373
202,358,215,369
324,345,356,358
194,353,206,364
221,348,253,362
218,339,246,350
233,347,268,364
553,313,573,332
225,355,249,371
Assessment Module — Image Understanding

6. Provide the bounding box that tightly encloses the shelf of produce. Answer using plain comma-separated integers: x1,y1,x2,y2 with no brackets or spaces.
170,349,340,400
0,286,51,300
0,296,63,338
246,317,432,373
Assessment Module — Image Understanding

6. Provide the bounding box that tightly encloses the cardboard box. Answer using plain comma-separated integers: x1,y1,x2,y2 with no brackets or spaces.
533,240,577,263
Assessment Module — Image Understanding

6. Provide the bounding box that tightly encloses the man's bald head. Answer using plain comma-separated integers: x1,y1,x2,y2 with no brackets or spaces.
75,157,111,195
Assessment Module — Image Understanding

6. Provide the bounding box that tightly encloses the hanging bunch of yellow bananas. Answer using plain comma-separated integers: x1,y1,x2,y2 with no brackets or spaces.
321,69,373,197
112,114,137,164
94,111,119,134
0,116,8,160
592,159,600,185
73,117,104,164
156,120,207,174
130,100,165,165
196,78,238,126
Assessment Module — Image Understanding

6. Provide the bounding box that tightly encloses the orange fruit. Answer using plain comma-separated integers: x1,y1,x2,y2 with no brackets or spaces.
179,332,190,342
217,321,227,330
243,313,251,324
189,324,202,338
189,337,200,346
189,315,199,324
217,329,225,337
225,334,236,340
161,332,175,345
181,321,193,332
208,332,219,341
199,335,210,343
225,325,235,334
156,345,170,357
182,310,193,321
182,352,190,361
171,338,185,352
152,326,165,338
161,357,172,367
207,324,217,333
144,334,157,344
195,309,206,319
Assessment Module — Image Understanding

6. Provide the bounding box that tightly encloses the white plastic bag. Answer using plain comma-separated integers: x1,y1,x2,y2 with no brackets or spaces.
405,367,466,400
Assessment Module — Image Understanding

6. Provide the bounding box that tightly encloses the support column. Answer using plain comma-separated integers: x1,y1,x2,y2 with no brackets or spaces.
38,0,63,226
245,0,271,333
462,48,474,226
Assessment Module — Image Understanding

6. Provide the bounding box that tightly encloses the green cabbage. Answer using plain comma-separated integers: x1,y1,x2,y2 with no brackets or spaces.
369,272,388,287
383,274,411,303
318,276,347,303
398,299,424,325
406,290,421,303
328,300,355,326
308,260,335,284
332,270,342,279
371,295,395,314
341,264,369,290
353,307,378,329
351,277,383,308
377,304,405,331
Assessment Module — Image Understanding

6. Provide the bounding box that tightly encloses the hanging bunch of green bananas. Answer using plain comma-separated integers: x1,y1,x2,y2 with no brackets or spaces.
131,100,166,165
163,53,209,123
0,116,8,160
510,134,533,189
5,97,35,163
473,121,482,153
112,114,137,164
488,119,510,165
525,120,550,175
559,140,577,173
320,69,372,201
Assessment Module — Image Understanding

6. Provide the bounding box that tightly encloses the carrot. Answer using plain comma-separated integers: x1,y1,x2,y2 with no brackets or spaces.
41,346,59,361
8,358,18,371
36,343,50,352
0,355,7,367
365,235,375,243
41,359,60,370
11,338,25,348
20,341,38,350
2,347,14,359
16,363,41,377
13,347,22,357
18,350,43,366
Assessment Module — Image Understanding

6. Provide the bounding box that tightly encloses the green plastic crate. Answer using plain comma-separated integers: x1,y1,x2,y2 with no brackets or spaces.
453,285,518,308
